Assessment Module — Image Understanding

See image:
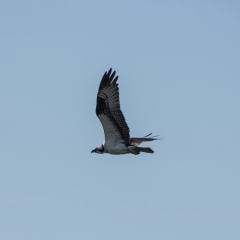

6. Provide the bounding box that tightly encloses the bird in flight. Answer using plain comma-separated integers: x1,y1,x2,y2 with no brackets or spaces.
91,68,159,155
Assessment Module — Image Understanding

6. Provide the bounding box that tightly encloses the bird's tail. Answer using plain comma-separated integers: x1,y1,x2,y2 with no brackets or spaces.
136,147,154,154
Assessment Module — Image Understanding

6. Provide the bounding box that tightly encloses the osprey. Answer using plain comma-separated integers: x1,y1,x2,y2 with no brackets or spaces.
91,68,159,155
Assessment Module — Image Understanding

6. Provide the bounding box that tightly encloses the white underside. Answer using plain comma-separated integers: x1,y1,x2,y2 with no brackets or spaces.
104,143,129,154
98,114,130,154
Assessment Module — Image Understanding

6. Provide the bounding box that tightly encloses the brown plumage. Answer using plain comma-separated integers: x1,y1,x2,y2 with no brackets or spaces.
92,68,160,155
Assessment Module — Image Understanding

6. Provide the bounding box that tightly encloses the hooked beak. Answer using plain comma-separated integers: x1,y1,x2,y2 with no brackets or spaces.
91,149,95,153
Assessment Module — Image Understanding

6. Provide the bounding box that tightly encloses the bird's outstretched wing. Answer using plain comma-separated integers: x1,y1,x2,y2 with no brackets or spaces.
96,68,130,144
129,133,161,146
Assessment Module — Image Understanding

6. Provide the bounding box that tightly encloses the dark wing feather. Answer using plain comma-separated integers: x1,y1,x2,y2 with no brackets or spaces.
129,134,161,146
96,68,130,144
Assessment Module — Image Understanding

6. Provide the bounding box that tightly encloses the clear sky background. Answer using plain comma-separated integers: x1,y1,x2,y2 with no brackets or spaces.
1,1,240,239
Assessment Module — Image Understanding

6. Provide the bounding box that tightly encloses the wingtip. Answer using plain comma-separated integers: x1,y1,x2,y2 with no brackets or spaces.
107,68,112,75
143,133,162,139
99,68,118,89
144,133,152,137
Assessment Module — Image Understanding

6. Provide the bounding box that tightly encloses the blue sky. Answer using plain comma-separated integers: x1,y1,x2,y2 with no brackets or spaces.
1,0,240,239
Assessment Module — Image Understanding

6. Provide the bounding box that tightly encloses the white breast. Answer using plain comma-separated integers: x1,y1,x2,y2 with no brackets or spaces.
98,114,129,154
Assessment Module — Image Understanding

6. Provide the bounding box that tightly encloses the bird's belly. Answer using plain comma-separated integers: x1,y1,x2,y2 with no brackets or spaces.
104,142,129,155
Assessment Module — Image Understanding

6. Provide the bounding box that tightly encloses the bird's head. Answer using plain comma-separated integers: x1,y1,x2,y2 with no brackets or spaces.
91,146,104,154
